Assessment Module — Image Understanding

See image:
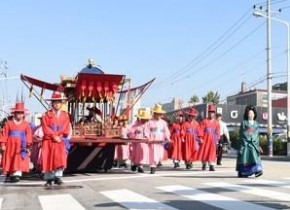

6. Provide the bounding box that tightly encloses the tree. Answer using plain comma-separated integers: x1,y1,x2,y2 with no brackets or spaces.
202,91,220,104
189,95,199,105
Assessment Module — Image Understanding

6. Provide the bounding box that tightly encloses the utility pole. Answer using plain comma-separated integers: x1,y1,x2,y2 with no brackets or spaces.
267,0,273,157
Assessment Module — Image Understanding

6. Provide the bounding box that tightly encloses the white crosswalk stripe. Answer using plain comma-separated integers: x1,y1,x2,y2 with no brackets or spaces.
204,182,290,202
38,194,86,210
100,189,178,210
243,179,290,189
157,185,275,210
1,179,290,209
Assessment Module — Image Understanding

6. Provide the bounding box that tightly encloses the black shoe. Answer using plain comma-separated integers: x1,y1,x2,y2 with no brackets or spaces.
202,164,206,170
174,162,180,168
209,165,215,171
157,162,163,168
10,176,20,183
217,162,222,165
131,165,137,172
255,171,263,177
150,167,156,174
45,179,53,187
119,163,128,168
54,177,63,185
238,172,248,178
186,164,191,170
137,167,144,173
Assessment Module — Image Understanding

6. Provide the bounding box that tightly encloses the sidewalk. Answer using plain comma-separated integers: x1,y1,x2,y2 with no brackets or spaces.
224,153,290,161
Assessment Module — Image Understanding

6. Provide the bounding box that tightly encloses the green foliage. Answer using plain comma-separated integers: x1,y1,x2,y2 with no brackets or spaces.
259,135,268,155
202,91,220,104
229,129,239,150
230,130,287,156
189,95,199,104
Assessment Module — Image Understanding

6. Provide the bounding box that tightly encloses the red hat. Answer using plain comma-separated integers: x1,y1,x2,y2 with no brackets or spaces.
46,91,67,101
185,108,198,117
208,104,216,112
10,102,29,114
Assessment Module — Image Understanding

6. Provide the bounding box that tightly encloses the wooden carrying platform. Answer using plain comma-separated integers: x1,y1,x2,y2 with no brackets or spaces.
66,137,164,173
67,123,164,173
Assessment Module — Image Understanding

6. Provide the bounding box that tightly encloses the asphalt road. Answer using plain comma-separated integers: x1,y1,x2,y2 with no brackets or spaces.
1,156,290,210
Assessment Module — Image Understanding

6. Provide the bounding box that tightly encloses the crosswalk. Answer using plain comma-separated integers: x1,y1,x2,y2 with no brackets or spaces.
39,194,86,210
1,178,290,209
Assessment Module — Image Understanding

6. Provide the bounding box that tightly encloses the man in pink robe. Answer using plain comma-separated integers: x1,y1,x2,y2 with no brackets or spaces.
114,115,130,168
127,108,150,173
144,104,170,174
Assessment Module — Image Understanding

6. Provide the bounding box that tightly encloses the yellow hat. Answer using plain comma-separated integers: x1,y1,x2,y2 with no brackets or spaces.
152,103,165,114
136,108,145,118
139,109,151,120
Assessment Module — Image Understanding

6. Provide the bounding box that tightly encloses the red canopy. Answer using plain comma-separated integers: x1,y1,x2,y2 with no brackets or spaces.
75,73,125,102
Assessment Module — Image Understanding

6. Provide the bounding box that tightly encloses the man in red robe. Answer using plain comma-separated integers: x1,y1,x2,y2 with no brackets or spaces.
0,102,32,182
41,91,71,186
181,108,201,169
198,104,220,171
168,111,184,168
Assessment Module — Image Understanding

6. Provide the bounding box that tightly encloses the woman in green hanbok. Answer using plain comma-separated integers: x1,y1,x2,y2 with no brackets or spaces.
236,105,263,178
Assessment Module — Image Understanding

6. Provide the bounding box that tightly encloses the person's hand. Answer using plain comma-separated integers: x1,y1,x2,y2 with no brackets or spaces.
199,139,203,144
1,145,6,151
53,136,62,143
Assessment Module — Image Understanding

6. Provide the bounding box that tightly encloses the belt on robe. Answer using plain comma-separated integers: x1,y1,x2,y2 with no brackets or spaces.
204,128,218,144
8,131,27,159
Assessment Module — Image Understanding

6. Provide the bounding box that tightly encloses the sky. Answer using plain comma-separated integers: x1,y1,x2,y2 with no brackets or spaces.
0,0,290,116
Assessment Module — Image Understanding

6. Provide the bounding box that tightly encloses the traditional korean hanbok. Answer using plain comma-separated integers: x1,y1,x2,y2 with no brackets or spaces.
236,120,263,177
0,102,32,182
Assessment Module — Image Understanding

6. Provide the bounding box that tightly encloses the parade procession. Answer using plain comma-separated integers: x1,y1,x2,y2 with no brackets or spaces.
0,59,264,188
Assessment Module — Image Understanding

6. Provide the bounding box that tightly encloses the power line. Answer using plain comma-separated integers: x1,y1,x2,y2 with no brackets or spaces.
154,21,265,89
154,7,254,87
183,49,266,95
254,0,288,7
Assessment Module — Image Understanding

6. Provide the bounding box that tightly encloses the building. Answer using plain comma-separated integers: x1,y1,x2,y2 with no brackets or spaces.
166,103,287,134
227,82,287,107
162,97,184,113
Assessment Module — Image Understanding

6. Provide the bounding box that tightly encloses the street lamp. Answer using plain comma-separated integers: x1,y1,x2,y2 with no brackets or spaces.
253,11,290,156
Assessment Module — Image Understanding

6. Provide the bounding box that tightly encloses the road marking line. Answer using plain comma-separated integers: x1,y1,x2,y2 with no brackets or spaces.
63,170,233,183
0,170,233,186
100,189,177,210
157,185,274,210
205,182,290,202
0,198,3,209
38,194,86,210
243,179,290,189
